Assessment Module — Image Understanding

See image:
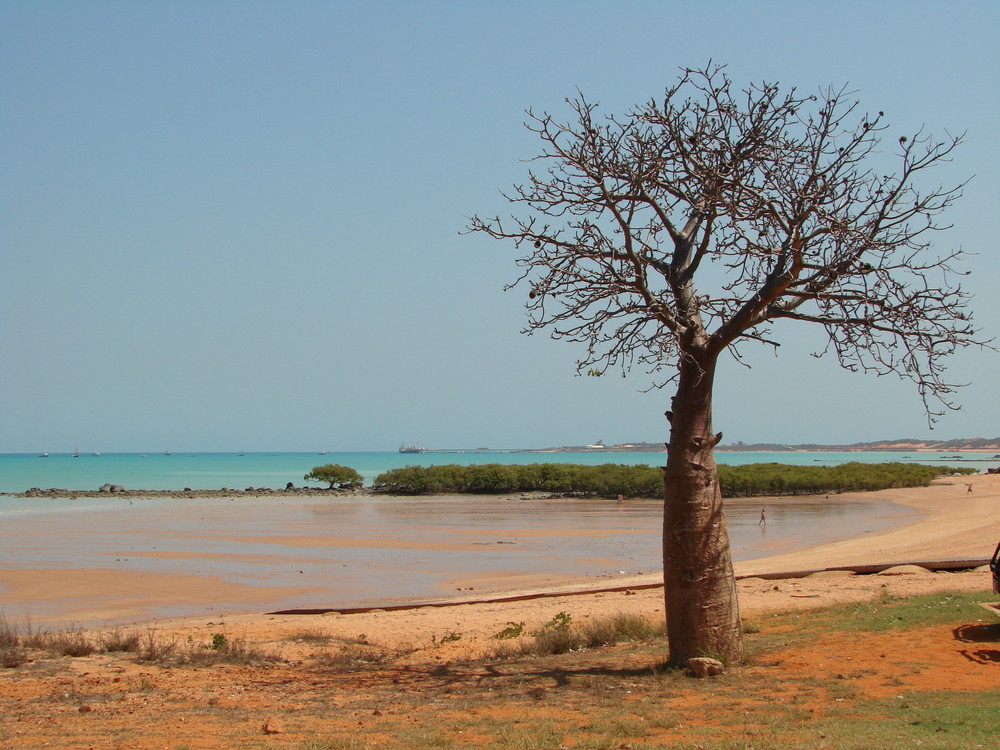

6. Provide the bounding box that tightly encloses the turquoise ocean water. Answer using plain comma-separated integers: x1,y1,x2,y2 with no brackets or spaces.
1,449,997,494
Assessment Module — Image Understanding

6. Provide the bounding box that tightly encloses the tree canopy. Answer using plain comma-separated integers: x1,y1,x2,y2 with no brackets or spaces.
470,63,987,665
471,64,983,418
304,464,363,490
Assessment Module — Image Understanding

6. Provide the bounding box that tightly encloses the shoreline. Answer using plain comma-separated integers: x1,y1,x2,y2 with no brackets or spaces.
133,472,997,665
3,448,998,499
0,474,997,634
426,472,999,604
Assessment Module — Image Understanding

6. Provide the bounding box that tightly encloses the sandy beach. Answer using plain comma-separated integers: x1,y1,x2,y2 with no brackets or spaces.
1,473,997,647
153,472,996,656
2,474,998,749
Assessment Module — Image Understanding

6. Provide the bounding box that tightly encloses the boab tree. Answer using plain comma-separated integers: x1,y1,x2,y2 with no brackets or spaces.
469,64,985,664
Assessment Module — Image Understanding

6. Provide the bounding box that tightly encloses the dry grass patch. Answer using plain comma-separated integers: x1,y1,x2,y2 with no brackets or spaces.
483,610,665,660
1,593,996,749
0,614,29,668
314,642,393,668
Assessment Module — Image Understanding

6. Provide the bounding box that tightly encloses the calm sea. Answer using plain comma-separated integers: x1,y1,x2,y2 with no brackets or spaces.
1,449,996,494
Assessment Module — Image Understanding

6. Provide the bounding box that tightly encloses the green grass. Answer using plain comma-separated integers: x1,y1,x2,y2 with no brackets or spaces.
295,591,998,749
660,689,1000,750
788,590,994,634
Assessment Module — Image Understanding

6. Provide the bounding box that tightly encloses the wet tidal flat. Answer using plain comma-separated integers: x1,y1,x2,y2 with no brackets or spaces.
0,493,915,626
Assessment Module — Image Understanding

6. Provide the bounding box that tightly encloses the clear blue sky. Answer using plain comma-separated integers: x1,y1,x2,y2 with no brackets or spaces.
2,1,997,453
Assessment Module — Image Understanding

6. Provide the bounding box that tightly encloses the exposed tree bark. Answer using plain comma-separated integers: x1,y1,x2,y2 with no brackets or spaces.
469,63,988,665
663,351,743,663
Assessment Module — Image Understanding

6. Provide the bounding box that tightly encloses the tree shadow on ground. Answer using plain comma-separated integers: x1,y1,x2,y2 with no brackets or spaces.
953,622,1000,643
953,622,1000,664
407,658,672,693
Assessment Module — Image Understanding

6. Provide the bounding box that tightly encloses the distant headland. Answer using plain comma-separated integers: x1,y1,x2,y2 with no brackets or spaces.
512,437,1000,453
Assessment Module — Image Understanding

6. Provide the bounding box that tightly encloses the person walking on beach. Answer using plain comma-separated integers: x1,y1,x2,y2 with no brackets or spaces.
759,509,766,526
966,483,973,494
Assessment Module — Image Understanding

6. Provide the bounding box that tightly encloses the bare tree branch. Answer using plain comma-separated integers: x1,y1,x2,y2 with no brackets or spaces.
468,64,989,417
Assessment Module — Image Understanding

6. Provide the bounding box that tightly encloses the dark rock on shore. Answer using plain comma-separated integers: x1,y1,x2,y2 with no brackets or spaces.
23,487,71,497
4,486,370,499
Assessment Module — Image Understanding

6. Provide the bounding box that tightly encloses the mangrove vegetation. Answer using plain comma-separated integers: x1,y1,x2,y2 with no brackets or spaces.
370,461,974,498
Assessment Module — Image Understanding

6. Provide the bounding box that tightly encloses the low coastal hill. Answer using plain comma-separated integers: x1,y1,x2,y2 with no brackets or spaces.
719,437,1000,452
524,437,1000,453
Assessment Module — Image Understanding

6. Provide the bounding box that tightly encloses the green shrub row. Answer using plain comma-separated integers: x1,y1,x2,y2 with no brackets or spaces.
370,461,974,498
371,462,663,497
717,461,974,496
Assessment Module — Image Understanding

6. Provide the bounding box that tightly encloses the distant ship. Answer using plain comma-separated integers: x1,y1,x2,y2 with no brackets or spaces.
399,443,425,454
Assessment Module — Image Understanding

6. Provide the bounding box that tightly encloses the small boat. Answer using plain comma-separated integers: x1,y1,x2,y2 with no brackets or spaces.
39,452,48,458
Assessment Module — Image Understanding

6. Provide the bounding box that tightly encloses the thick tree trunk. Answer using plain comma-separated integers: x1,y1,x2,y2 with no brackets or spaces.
662,352,744,665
